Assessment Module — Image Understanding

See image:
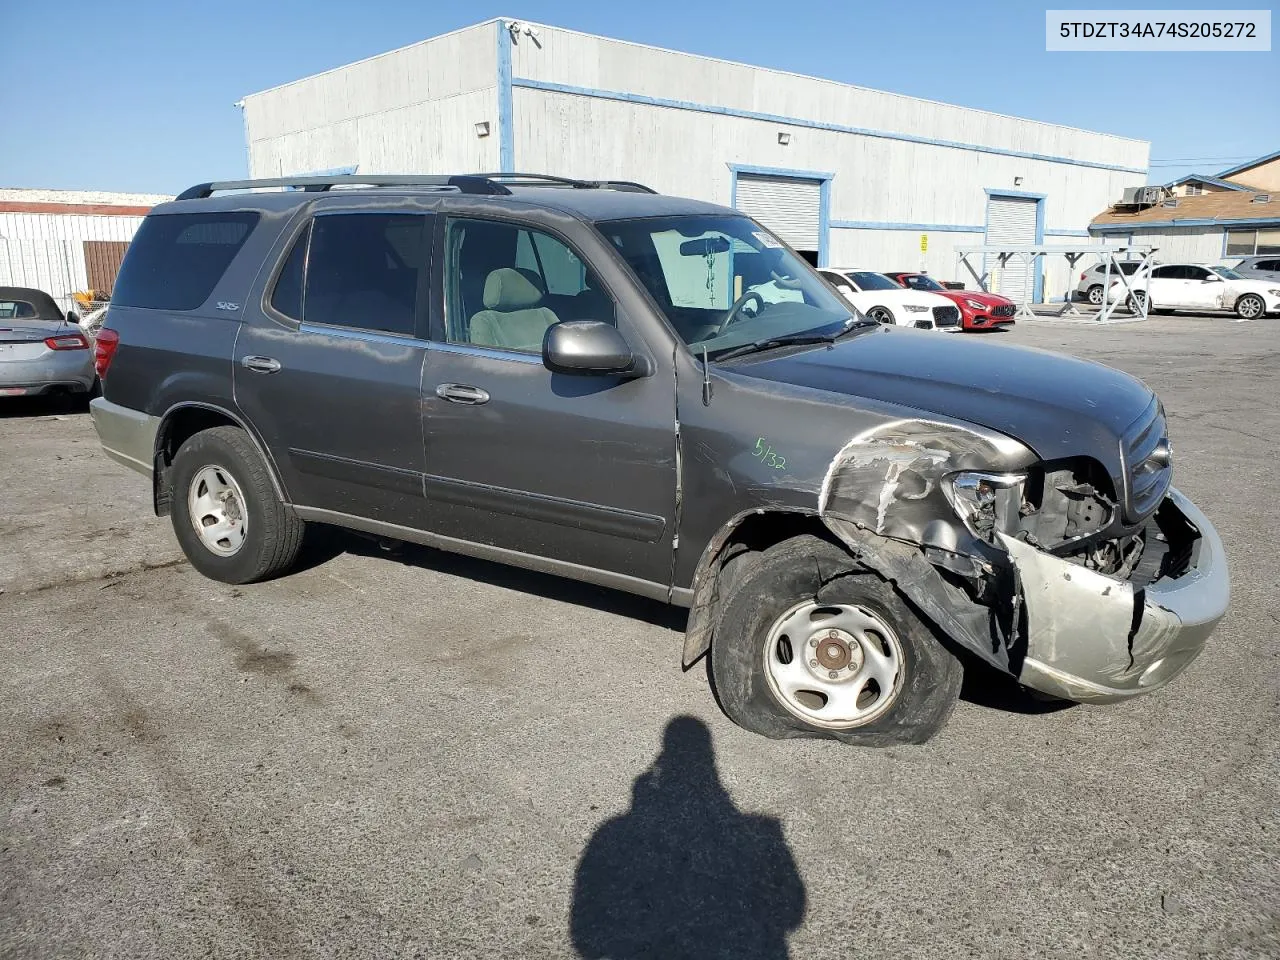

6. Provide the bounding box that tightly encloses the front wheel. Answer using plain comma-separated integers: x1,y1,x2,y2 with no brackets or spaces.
1236,294,1265,320
867,306,895,325
1128,290,1149,313
710,535,963,747
170,426,305,584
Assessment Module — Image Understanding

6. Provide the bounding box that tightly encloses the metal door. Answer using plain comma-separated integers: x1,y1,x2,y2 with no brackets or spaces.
735,174,822,256
985,195,1039,302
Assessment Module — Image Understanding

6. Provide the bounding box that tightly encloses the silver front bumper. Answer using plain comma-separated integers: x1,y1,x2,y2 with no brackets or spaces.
999,487,1229,703
90,397,159,477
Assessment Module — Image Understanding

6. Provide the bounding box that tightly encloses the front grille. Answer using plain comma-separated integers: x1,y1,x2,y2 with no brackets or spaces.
932,305,960,327
1121,399,1172,521
991,304,1016,318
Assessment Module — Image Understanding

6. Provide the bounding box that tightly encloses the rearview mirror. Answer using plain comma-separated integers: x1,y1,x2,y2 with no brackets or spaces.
679,236,731,257
543,321,647,377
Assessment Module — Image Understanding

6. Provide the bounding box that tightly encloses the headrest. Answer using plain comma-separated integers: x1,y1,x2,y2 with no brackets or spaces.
483,268,545,310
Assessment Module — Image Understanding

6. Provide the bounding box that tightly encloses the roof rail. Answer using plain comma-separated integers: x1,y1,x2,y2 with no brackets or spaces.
174,172,658,202
443,172,660,194
175,174,510,201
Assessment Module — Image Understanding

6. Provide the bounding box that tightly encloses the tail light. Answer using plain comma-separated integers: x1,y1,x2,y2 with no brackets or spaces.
45,333,90,350
94,328,120,379
1080,271,1088,281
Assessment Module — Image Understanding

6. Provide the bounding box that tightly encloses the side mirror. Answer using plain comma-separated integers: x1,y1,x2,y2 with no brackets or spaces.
543,320,647,377
1204,276,1222,282
65,311,81,325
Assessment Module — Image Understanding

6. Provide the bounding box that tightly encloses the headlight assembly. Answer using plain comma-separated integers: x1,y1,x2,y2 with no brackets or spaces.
965,298,987,311
943,472,1025,541
903,304,930,313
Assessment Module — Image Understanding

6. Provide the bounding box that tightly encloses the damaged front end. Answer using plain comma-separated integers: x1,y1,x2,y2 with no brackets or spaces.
819,416,1230,704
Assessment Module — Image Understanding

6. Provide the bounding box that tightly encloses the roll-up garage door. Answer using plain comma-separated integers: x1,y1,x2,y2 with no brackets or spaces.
985,195,1039,302
735,174,822,259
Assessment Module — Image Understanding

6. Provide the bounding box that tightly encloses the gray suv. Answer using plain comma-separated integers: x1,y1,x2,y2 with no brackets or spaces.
90,173,1230,747
1232,255,1280,283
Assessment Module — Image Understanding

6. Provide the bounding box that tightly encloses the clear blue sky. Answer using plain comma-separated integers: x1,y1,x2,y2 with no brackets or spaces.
2,0,1276,194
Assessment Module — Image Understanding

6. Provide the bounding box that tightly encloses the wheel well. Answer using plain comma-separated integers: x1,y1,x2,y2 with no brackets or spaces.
681,511,851,668
152,407,244,516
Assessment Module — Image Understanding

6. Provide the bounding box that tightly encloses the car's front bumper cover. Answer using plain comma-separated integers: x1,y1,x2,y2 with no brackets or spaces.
999,487,1229,703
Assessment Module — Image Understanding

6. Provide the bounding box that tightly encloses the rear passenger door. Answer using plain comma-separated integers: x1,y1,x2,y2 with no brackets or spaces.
420,212,677,591
235,203,434,527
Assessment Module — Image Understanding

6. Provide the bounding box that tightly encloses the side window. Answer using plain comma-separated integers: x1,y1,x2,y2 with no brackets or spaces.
112,211,259,311
1151,265,1180,280
302,213,427,336
1257,259,1280,271
269,224,309,321
1184,266,1211,281
445,218,612,354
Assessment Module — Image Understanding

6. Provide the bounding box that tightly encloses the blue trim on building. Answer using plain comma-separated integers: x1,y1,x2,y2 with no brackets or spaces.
1165,173,1253,192
984,188,1046,303
1044,228,1092,237
1216,149,1280,180
727,163,832,267
496,22,514,173
1090,216,1280,231
512,78,1149,175
830,220,984,232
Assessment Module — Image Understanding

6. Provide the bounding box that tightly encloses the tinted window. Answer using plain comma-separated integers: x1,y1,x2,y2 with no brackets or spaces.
270,224,309,321
1151,265,1184,279
1256,259,1280,271
445,218,611,354
112,212,258,310
303,214,427,336
1185,266,1212,281
902,274,944,291
847,271,899,291
0,300,36,319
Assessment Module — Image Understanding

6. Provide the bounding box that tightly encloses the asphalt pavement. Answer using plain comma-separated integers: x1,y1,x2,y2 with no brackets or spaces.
2,314,1277,959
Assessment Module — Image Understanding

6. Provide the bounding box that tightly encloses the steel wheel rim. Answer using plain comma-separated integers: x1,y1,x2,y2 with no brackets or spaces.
188,464,248,557
1132,292,1147,310
1088,286,1103,305
869,307,893,325
762,600,904,729
1239,296,1262,318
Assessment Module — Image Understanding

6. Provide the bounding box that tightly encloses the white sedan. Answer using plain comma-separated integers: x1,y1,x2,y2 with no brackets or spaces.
819,268,962,330
1120,263,1280,321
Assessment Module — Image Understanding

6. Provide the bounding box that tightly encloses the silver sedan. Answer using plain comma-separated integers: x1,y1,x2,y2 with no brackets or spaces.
0,287,97,398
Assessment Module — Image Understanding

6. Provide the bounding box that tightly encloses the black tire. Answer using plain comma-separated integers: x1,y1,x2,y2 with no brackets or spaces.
709,535,963,747
867,306,895,325
170,426,305,584
1236,293,1265,320
1086,284,1104,306
1128,290,1149,313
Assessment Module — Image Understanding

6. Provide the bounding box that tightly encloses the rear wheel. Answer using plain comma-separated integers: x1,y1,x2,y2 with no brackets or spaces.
170,426,305,584
1086,284,1104,306
710,535,963,747
1236,294,1265,320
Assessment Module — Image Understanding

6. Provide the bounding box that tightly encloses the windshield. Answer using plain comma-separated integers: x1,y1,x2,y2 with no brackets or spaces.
1210,265,1244,280
847,271,900,291
599,215,855,355
901,274,945,292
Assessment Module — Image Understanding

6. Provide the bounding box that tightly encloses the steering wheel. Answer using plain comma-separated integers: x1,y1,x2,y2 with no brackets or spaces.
715,290,765,336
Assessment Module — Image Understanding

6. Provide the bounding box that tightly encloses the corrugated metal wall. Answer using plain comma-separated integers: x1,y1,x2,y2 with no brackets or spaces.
0,213,145,313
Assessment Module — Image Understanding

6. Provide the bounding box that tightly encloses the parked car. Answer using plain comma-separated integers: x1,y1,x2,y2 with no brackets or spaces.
883,272,1016,331
1120,264,1280,320
0,286,96,398
1073,260,1147,305
817,268,962,330
1231,255,1280,283
90,173,1229,747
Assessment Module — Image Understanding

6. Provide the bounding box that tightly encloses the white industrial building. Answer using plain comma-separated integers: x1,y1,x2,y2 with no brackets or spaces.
240,18,1150,303
0,188,171,314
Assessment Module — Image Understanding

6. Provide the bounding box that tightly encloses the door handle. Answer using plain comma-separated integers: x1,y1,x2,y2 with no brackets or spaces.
435,383,490,405
241,355,282,374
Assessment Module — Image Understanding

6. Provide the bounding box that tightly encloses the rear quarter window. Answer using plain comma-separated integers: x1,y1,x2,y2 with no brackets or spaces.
112,211,259,310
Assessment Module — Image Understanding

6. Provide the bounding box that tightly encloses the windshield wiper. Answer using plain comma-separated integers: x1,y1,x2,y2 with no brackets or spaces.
707,317,872,362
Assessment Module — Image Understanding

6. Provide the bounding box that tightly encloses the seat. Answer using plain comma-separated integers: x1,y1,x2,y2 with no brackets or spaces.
468,267,561,352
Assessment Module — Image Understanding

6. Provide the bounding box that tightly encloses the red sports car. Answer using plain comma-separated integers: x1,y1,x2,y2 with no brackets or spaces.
885,272,1017,331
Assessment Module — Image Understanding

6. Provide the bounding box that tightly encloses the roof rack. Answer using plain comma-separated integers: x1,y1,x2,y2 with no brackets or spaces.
175,172,657,201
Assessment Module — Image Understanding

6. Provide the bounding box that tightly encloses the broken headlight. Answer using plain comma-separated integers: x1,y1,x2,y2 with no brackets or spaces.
943,472,1025,542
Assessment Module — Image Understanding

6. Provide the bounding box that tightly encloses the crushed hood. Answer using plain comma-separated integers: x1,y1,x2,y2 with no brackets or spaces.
731,326,1156,468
